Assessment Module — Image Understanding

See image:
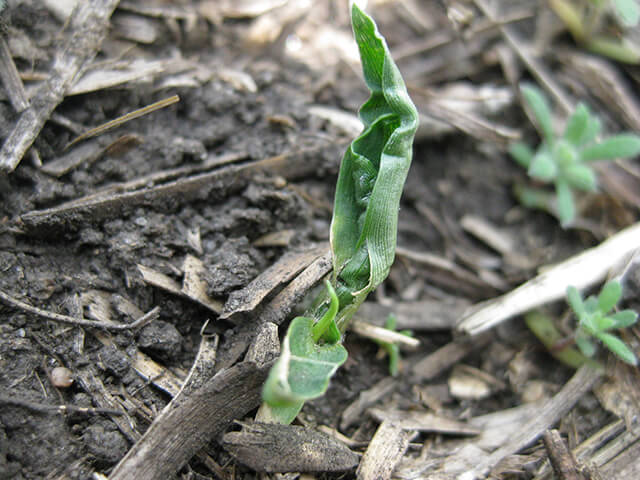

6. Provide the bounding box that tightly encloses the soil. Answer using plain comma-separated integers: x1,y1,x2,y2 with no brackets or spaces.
1,1,639,480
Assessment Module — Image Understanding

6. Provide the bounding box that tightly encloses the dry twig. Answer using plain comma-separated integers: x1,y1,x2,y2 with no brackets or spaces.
0,289,159,331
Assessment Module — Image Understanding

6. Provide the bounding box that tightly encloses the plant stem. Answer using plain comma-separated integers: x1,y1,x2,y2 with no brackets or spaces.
311,280,339,342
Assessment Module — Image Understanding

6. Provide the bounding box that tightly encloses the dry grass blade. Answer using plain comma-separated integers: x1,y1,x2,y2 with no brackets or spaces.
65,95,180,149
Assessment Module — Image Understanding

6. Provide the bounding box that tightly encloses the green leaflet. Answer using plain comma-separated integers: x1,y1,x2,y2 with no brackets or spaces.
330,3,418,314
261,4,418,424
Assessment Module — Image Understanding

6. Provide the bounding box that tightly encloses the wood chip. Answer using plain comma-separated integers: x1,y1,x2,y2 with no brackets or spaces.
356,421,412,480
411,333,492,381
223,422,360,473
181,255,223,313
341,377,397,430
221,244,329,319
0,0,120,173
0,35,28,112
368,408,480,436
350,319,420,349
356,297,470,331
458,222,640,336
458,364,603,480
110,361,270,480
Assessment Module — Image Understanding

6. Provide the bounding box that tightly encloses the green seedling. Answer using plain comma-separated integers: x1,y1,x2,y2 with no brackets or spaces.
261,3,418,424
373,314,413,377
549,0,640,63
568,280,638,365
509,84,640,226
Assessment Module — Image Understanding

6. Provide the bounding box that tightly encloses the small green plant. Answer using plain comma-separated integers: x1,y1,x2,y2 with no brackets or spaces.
567,280,638,365
261,3,418,424
373,314,413,377
549,0,640,63
509,84,640,226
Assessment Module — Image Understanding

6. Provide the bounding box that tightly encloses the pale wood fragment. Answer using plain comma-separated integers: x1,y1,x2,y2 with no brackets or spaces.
221,244,329,319
0,35,28,112
458,364,604,480
356,421,412,480
458,222,640,336
340,377,397,430
368,408,480,436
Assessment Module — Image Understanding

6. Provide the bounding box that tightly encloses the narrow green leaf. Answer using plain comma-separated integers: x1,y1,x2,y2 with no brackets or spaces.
597,280,622,313
564,164,597,191
563,103,589,144
610,310,639,328
575,333,597,357
567,286,586,318
555,180,575,226
521,84,555,144
577,115,601,146
528,151,557,181
331,3,418,315
509,142,534,168
581,134,640,161
597,332,638,365
262,317,348,412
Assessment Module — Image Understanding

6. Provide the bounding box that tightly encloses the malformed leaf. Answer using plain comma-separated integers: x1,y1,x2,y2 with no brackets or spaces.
563,103,590,144
509,142,534,168
610,310,639,328
597,332,637,365
581,134,640,161
521,85,555,144
597,280,622,313
331,3,418,316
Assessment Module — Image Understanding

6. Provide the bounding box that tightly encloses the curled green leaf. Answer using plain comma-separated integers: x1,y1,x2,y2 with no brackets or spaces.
262,3,417,424
331,3,418,318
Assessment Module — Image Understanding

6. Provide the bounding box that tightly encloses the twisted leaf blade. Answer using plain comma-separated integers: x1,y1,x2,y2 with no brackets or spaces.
331,3,419,297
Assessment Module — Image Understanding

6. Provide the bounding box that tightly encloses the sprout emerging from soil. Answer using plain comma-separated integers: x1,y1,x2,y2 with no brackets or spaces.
261,3,418,424
510,84,640,226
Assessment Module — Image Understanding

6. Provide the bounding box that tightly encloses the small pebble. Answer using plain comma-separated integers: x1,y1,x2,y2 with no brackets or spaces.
50,366,74,388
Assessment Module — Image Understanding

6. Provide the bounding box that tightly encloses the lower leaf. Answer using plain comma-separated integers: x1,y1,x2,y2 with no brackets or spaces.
262,316,348,422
